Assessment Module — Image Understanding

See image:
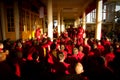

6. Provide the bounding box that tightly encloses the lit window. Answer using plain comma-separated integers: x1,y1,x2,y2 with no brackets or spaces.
116,5,120,11
86,9,96,23
7,8,15,32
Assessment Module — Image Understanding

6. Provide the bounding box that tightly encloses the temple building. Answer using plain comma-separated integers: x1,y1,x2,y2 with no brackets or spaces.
0,0,120,41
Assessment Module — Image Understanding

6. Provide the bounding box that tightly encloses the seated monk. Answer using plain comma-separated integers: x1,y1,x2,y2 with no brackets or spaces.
0,50,9,62
0,43,9,62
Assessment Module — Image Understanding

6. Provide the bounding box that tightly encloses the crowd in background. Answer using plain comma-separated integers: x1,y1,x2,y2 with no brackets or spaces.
0,25,120,80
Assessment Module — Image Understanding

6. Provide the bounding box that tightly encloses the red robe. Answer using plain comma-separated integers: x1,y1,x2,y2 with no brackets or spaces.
66,45,73,55
60,50,68,59
35,28,41,40
47,50,59,73
83,44,91,55
27,46,36,60
65,54,81,65
78,51,85,60
53,62,71,76
103,40,111,54
77,27,84,39
0,48,3,52
97,44,105,55
77,27,84,45
105,52,115,62
14,63,21,77
48,50,58,65
103,40,111,46
115,47,120,53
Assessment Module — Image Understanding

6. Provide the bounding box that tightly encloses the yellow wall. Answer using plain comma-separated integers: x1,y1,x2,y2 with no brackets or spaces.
5,32,16,40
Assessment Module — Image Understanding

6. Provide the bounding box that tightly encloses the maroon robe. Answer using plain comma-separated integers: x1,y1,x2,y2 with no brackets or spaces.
97,44,105,55
66,45,73,55
77,27,84,45
83,44,91,55
53,62,71,76
35,28,41,40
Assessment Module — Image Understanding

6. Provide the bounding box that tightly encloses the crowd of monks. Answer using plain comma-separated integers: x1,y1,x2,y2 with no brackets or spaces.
0,25,120,80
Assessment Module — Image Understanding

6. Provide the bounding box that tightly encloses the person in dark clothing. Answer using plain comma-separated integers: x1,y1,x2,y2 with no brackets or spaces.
82,56,117,80
59,62,88,80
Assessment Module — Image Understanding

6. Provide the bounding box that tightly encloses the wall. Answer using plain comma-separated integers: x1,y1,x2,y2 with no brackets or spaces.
0,17,2,41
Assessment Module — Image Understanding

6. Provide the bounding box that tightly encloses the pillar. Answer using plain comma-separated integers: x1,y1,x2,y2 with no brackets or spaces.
82,11,86,38
61,17,65,32
95,0,103,40
57,10,61,36
74,17,80,28
0,1,6,40
14,1,20,40
74,20,77,28
77,17,80,26
43,17,46,33
47,0,53,40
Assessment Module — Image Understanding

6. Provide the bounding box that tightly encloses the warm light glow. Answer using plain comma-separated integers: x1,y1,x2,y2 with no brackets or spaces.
48,22,53,40
31,30,35,39
82,12,86,38
74,21,77,28
96,22,102,40
95,0,102,40
61,24,65,32
82,12,86,30
24,25,26,31
29,34,31,39
61,17,65,32
47,0,53,41
58,24,60,36
58,11,61,36
54,20,57,27
74,18,80,28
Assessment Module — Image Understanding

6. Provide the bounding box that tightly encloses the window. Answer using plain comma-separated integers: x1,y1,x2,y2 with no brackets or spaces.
31,14,34,29
115,3,120,23
86,4,107,23
102,5,106,21
6,8,15,32
86,9,96,23
26,11,30,30
19,9,25,31
19,8,43,32
116,5,120,11
20,9,30,31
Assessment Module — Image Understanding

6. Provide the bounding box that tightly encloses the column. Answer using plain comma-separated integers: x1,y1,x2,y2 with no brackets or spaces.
95,0,103,40
43,17,46,33
0,1,6,40
77,17,80,26
74,17,80,28
57,10,61,36
61,17,65,32
74,20,77,28
47,0,53,40
82,11,86,38
14,1,19,40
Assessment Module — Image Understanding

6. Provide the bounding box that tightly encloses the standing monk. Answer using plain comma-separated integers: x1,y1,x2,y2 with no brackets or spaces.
77,26,84,46
35,26,41,40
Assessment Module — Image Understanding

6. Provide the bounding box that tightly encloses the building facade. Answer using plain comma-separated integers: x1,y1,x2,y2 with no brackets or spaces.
0,0,120,41
0,0,45,41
